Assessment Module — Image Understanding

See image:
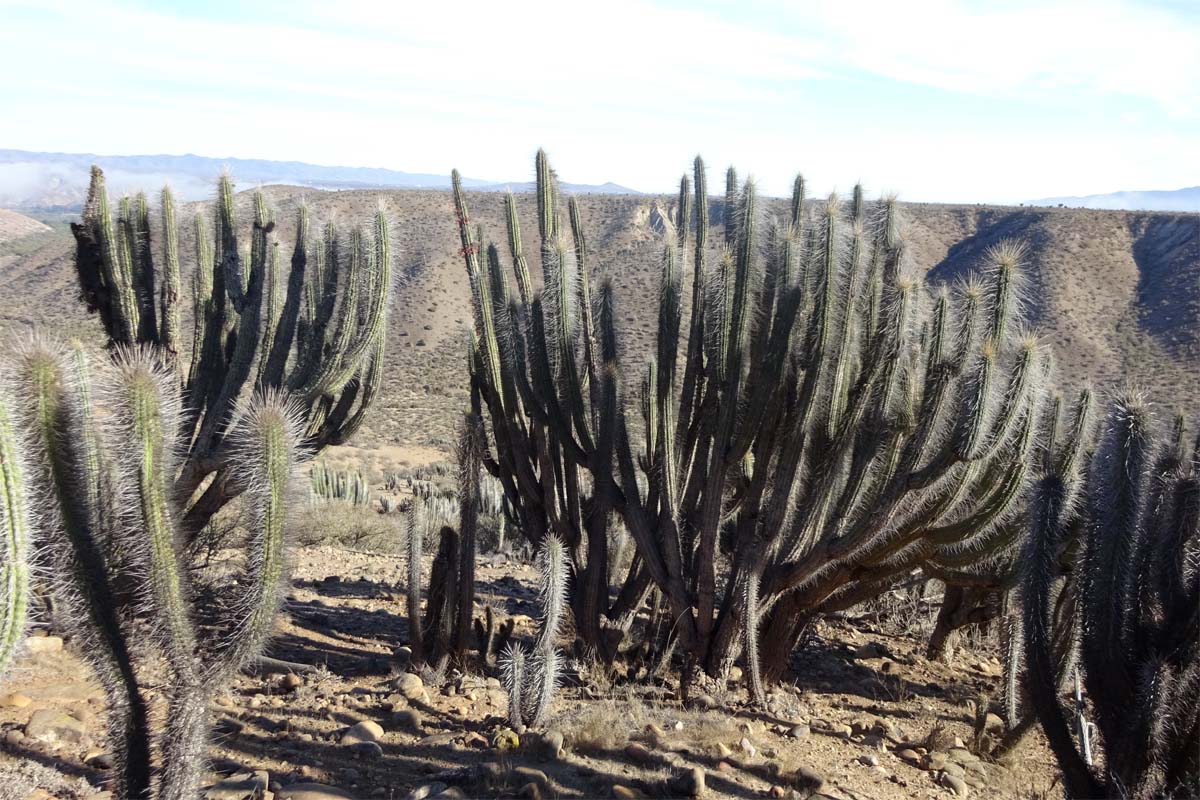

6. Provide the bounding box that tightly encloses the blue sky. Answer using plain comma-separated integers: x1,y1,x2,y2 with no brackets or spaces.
1,0,1197,203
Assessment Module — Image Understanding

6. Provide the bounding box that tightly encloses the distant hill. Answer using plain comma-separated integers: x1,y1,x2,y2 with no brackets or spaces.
1,184,1196,448
1034,186,1200,212
0,149,641,211
0,209,51,244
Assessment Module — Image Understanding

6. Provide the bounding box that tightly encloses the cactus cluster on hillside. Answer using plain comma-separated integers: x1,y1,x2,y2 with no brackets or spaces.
453,150,1075,694
70,168,393,540
1022,394,1199,798
0,338,302,800
311,462,372,506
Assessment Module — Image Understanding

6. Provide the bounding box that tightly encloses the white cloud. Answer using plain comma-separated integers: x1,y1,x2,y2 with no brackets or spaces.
0,0,1195,201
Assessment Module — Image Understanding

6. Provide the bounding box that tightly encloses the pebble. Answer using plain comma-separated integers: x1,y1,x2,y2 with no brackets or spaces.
854,641,887,659
611,786,642,799
391,709,422,734
739,736,757,757
535,729,564,760
0,693,32,708
788,724,810,739
279,674,303,692
404,784,447,800
857,754,879,767
941,773,969,796
349,741,383,759
24,708,86,744
394,673,425,701
896,748,922,765
25,636,64,654
792,766,825,792
667,767,705,798
341,720,384,745
276,785,357,800
624,742,653,764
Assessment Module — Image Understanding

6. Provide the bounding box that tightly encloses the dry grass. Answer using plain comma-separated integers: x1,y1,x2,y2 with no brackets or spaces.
291,501,400,551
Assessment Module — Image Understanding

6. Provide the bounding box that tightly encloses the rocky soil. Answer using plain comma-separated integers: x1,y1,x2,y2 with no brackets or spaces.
0,542,1063,800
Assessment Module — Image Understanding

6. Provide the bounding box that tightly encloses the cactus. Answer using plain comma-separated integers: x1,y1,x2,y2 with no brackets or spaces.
0,382,31,678
71,167,393,540
311,462,372,506
498,535,569,731
3,337,302,800
454,150,1071,694
1021,394,1199,798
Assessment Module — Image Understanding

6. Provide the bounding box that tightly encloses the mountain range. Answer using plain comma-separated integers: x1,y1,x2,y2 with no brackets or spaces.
0,149,642,211
1034,186,1200,212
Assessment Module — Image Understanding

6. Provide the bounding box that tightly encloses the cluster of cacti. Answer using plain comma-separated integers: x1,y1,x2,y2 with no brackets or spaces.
499,535,569,731
311,462,372,506
1021,394,1198,798
71,168,393,540
0,338,301,800
403,414,485,670
453,150,1070,693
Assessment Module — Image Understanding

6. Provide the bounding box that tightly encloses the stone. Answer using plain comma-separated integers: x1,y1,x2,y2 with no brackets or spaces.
788,724,810,739
792,766,825,792
896,748,922,765
277,785,356,800
984,713,1004,731
204,772,269,800
430,790,466,800
25,636,64,654
830,722,853,739
341,720,384,744
534,729,564,760
25,708,86,744
391,709,422,734
394,672,425,701
85,751,115,770
405,784,447,800
941,762,966,779
738,736,757,757
667,767,705,798
279,673,303,692
690,693,718,710
611,787,641,799
941,773,969,796
854,641,887,659
518,783,542,800
349,741,383,759
0,693,32,708
624,742,653,764
857,754,879,767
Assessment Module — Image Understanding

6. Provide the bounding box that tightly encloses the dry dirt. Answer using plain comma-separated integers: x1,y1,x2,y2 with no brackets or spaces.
0,520,1062,800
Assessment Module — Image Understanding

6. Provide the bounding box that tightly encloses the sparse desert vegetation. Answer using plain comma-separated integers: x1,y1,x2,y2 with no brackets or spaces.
0,151,1196,800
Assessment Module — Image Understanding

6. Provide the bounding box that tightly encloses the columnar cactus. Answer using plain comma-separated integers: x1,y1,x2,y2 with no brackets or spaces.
1021,394,1199,798
3,337,302,800
71,168,393,540
0,383,31,678
498,534,569,731
455,150,1072,692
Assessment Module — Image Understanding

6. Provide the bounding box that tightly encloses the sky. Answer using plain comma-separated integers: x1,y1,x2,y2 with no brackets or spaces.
1,0,1198,203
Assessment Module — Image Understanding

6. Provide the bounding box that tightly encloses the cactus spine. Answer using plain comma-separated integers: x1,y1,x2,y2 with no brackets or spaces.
498,534,569,731
0,384,30,678
3,338,302,800
455,150,1072,696
1022,394,1199,798
71,168,393,541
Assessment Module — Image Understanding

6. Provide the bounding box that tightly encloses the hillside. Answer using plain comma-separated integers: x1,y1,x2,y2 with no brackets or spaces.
1,187,1196,448
0,209,51,243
